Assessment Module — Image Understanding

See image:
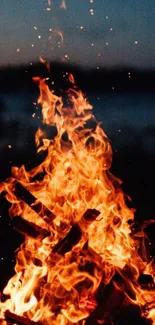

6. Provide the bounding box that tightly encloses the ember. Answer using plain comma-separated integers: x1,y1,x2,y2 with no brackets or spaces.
0,75,154,325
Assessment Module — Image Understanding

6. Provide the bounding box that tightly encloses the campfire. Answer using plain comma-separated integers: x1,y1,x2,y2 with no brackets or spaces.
0,74,154,325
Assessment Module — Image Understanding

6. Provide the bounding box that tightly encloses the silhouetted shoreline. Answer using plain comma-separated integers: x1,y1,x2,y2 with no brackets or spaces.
0,62,155,93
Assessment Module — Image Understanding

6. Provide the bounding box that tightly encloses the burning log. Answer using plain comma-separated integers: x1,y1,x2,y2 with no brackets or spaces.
52,223,82,254
52,209,100,255
12,216,50,238
13,180,56,221
85,273,153,325
4,310,42,325
85,282,126,325
82,209,100,222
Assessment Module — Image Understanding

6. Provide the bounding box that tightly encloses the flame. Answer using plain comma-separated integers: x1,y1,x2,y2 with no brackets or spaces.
60,0,66,10
39,57,51,72
48,29,64,44
0,76,155,325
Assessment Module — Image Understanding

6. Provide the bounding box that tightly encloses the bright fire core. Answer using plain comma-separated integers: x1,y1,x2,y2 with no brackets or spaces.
0,75,155,324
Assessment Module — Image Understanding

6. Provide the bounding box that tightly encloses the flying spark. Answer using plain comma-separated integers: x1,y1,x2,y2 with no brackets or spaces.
60,0,66,9
90,9,94,15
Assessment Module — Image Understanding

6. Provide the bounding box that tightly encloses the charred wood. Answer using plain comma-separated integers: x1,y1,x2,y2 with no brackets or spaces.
86,281,152,325
82,209,100,222
85,282,126,325
52,209,100,255
12,216,50,238
4,310,42,325
52,223,82,255
13,180,56,221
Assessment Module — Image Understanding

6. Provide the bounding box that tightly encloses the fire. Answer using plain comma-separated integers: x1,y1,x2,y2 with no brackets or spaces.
60,0,66,10
48,30,64,45
0,76,155,325
39,57,51,72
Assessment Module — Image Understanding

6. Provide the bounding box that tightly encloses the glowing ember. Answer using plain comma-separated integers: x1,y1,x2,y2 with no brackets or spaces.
0,75,154,325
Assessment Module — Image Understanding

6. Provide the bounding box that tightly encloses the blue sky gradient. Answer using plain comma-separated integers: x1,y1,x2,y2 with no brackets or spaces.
1,0,155,68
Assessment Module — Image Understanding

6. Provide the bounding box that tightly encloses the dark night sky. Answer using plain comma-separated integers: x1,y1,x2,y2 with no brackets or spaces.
1,0,155,68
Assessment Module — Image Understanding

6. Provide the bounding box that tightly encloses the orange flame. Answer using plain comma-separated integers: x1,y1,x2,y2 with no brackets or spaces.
39,57,51,72
60,0,66,10
0,77,154,325
48,29,63,44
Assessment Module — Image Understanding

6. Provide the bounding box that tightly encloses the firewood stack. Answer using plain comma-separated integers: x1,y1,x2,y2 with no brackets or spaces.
1,180,153,325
